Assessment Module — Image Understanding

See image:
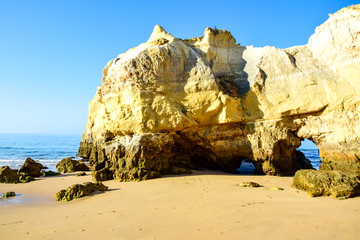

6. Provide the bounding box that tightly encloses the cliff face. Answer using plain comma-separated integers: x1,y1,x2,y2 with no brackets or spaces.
79,5,360,182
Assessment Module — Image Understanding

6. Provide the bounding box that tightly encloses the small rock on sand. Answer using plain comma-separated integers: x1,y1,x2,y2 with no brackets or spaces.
2,192,16,199
239,182,261,187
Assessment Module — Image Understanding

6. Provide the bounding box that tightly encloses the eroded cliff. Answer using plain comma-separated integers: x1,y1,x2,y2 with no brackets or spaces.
78,5,360,187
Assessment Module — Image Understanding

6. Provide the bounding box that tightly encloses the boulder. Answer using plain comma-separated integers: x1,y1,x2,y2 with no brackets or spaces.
19,175,35,183
76,172,86,177
41,170,61,176
77,4,360,186
56,157,90,173
239,182,261,188
2,192,16,198
18,158,43,177
0,166,20,183
54,182,108,202
293,169,360,199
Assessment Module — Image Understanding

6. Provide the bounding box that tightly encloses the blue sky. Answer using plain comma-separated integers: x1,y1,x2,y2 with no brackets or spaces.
0,0,357,134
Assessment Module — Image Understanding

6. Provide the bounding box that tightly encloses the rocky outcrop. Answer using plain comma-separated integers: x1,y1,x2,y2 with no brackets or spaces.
78,5,360,187
55,182,108,202
41,170,61,176
0,166,20,183
293,169,360,199
18,158,44,177
19,175,35,183
56,158,89,173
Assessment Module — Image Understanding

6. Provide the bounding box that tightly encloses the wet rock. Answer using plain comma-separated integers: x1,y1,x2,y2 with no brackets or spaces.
239,182,261,187
41,170,61,176
2,191,16,198
292,169,360,199
76,172,86,177
0,166,20,183
18,158,43,177
54,182,108,202
56,157,90,173
19,175,35,183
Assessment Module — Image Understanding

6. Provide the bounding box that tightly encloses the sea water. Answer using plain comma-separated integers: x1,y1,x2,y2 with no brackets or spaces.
237,139,321,174
297,139,321,170
0,133,81,172
0,134,321,172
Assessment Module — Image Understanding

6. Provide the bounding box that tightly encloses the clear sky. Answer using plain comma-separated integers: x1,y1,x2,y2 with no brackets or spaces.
0,0,357,134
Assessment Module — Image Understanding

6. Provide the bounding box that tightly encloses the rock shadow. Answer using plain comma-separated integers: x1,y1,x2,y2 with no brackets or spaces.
213,46,250,98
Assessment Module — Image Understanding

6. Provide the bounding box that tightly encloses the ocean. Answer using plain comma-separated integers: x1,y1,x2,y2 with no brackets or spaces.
0,133,81,172
297,139,321,170
0,134,321,172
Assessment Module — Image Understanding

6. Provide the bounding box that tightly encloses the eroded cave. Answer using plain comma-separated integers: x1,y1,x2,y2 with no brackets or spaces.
236,159,257,175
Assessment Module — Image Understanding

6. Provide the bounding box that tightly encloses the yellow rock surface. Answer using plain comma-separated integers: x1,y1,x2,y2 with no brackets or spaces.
79,5,360,178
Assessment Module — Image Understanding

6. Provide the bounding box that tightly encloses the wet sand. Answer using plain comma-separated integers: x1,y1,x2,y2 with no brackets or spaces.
1,170,360,240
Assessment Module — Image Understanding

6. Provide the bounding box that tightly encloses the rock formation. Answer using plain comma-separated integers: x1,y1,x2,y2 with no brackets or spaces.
41,170,61,176
239,182,261,188
293,169,360,199
0,166,20,183
0,165,35,183
18,158,44,177
78,4,360,190
2,192,16,199
55,182,108,202
56,157,89,173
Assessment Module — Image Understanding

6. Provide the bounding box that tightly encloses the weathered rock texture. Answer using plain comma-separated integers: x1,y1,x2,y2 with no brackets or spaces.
55,182,108,202
0,165,35,183
2,192,16,199
56,157,89,173
78,5,360,185
0,166,20,183
18,158,44,177
41,170,61,177
293,169,360,199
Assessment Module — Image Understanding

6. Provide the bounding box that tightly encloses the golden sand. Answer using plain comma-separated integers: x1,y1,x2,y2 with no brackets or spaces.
1,171,359,240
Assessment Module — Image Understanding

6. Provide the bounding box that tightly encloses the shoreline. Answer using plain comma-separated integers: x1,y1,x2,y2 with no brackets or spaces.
1,170,359,240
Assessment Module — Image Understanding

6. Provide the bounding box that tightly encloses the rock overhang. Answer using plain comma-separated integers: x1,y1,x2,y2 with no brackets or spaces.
78,5,360,198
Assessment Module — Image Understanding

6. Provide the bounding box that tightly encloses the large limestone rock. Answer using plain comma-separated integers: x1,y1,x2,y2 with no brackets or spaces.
18,158,44,177
56,157,89,173
0,166,20,183
78,5,360,186
293,169,360,199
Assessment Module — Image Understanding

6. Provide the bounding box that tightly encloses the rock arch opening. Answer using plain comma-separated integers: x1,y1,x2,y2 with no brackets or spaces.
236,159,257,175
297,139,321,170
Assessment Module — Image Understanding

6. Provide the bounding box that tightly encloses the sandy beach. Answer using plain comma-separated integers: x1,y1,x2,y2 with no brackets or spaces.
1,171,359,240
